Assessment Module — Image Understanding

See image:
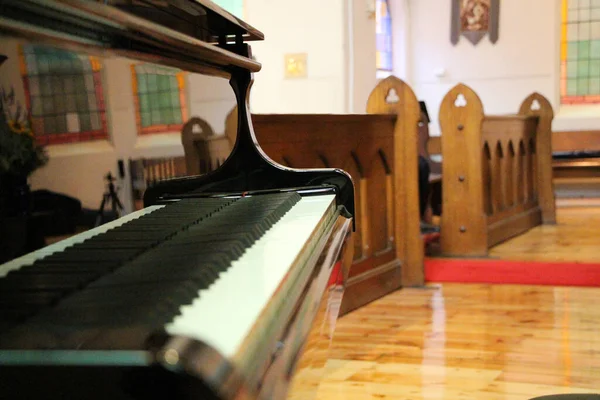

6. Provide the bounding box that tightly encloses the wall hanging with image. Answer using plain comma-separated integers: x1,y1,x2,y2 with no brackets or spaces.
451,0,500,46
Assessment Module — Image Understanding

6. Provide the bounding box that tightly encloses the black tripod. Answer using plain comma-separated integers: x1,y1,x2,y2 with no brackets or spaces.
95,172,124,227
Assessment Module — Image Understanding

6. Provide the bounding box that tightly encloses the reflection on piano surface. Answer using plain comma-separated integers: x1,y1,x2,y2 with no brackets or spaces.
0,1,355,399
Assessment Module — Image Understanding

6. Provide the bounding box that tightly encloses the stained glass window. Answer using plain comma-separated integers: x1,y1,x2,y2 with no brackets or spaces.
376,0,393,72
561,0,600,104
132,64,187,135
211,0,243,18
19,45,107,145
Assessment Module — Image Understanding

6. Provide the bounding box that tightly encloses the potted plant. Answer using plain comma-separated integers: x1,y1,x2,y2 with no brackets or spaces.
0,54,48,262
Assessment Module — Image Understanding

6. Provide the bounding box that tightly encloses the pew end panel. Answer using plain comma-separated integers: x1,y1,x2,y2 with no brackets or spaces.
438,84,556,256
366,76,424,287
438,84,487,256
518,93,556,224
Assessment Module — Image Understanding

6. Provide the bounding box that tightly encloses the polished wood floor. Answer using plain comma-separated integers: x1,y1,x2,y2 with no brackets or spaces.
490,207,600,263
315,283,600,399
311,207,600,399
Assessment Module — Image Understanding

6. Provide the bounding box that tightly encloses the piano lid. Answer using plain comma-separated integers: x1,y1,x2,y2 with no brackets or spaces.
0,0,262,78
104,0,264,43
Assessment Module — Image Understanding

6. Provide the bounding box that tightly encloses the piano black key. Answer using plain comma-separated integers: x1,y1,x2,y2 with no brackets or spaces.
0,192,301,351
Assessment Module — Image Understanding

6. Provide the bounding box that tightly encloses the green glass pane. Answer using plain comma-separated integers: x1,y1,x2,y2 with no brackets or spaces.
590,60,600,75
151,109,161,124
65,95,76,113
567,79,578,95
29,77,40,96
26,55,37,74
567,60,578,78
578,78,590,95
578,60,590,76
173,109,182,124
76,94,88,112
31,98,42,116
139,93,149,112
44,116,56,134
74,77,86,93
148,93,161,110
171,91,180,107
51,76,63,93
55,116,66,133
160,108,169,123
64,78,74,94
80,112,91,132
54,95,65,113
87,93,97,111
568,23,578,41
147,74,158,91
579,40,591,59
42,98,54,114
141,111,151,127
157,75,169,92
590,78,600,94
41,77,52,96
567,41,579,60
169,76,177,89
38,58,49,74
49,55,61,73
592,40,600,58
137,75,147,93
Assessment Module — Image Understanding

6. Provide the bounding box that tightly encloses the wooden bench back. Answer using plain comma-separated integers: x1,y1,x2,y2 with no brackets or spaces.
129,156,187,210
439,84,555,255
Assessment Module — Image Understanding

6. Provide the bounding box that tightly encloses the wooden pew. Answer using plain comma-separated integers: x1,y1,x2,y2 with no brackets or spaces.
129,156,187,211
183,76,424,314
438,84,556,256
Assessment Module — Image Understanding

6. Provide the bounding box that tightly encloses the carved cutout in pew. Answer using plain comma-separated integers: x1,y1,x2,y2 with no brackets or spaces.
183,77,424,315
438,84,556,256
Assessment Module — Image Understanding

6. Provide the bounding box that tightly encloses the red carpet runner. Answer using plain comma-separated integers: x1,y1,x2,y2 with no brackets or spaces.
425,258,600,287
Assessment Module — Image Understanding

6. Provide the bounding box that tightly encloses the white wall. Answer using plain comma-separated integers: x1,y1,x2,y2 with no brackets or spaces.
350,0,377,113
245,0,348,113
403,0,560,135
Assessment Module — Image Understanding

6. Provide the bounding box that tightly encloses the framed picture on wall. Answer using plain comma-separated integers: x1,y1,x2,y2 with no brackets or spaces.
451,0,500,45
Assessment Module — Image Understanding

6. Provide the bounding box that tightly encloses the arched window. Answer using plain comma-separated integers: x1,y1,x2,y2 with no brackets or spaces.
561,0,600,104
20,45,107,145
376,0,393,72
131,64,187,135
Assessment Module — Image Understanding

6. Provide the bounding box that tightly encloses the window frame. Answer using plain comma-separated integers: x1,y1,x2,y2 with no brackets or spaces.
560,0,600,105
376,0,393,73
18,45,108,146
130,64,188,135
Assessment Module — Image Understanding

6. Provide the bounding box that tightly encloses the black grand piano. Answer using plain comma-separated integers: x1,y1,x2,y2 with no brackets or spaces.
0,1,355,399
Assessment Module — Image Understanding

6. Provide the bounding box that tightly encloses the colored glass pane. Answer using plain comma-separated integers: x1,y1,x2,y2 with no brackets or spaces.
20,45,107,144
376,0,392,72
133,64,185,132
561,0,600,104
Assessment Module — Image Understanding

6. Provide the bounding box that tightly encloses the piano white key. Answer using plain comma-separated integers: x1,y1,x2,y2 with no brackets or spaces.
165,194,336,359
0,206,165,278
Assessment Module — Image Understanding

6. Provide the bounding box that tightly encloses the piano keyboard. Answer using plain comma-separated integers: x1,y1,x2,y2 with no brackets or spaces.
165,193,337,359
0,192,337,355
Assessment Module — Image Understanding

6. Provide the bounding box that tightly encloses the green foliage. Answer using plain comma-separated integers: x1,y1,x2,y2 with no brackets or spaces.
0,87,48,179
